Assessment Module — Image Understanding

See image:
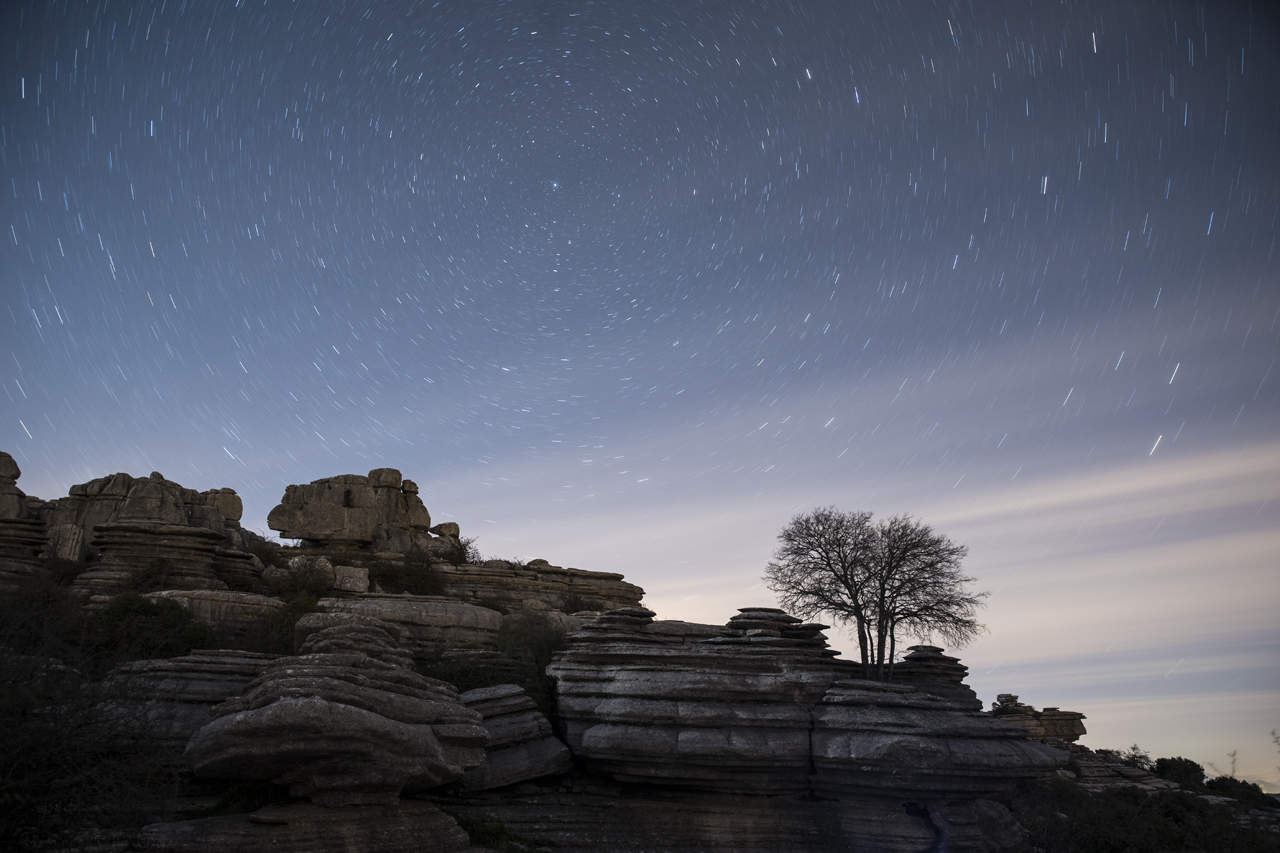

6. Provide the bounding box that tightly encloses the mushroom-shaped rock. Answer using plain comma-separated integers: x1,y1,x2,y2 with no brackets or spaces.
266,469,433,550
185,617,487,806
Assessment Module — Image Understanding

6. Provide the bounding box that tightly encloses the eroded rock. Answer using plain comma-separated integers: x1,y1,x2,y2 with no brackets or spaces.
185,617,487,806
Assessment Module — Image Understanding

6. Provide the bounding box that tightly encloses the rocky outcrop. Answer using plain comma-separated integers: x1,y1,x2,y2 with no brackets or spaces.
316,594,502,662
266,468,449,553
546,606,1063,851
30,470,248,563
990,694,1087,742
435,558,644,614
185,616,487,806
460,684,572,790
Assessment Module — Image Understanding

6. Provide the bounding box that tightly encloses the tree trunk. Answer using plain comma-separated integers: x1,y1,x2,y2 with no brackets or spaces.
887,631,897,681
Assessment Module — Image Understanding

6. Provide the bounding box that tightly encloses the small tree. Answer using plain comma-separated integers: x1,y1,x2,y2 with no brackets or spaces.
764,507,986,678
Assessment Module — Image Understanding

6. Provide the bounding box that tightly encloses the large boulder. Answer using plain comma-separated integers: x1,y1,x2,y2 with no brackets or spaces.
185,616,487,806
266,469,434,552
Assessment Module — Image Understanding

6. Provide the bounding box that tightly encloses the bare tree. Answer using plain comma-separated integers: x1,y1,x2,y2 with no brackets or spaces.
765,507,986,678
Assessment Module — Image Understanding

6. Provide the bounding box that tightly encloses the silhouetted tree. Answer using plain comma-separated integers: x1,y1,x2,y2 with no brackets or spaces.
764,507,986,678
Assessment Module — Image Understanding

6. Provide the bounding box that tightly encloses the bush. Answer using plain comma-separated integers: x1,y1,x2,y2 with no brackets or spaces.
0,654,179,850
496,611,568,716
1153,756,1206,789
1205,775,1278,810
1007,777,1278,852
367,548,444,595
86,593,212,673
440,536,482,566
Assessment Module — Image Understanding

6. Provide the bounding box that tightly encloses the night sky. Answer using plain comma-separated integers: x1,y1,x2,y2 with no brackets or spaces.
3,2,1278,785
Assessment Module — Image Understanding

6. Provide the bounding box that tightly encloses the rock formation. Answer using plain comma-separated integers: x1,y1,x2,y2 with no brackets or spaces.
542,606,1064,850
185,615,487,804
142,615,484,851
893,643,983,709
266,468,441,553
460,683,573,790
990,693,1087,742
0,451,47,591
32,469,251,562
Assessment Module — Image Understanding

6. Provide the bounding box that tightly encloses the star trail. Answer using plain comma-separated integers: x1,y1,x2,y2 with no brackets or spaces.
3,1,1278,785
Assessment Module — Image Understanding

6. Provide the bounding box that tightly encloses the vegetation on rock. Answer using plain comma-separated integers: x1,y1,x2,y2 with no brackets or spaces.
764,506,986,678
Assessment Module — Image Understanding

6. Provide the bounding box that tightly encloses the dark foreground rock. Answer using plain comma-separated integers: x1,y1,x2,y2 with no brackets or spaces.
139,801,469,853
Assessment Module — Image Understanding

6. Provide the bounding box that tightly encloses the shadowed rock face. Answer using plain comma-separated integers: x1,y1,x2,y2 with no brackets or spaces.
460,683,572,790
101,650,278,760
266,469,437,552
138,801,470,853
185,616,487,806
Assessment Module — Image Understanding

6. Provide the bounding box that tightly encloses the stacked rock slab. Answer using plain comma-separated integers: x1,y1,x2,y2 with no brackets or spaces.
546,606,1064,851
892,644,983,709
551,606,841,792
460,684,573,790
990,694,1087,742
266,468,438,553
435,558,644,613
185,614,488,805
73,523,229,602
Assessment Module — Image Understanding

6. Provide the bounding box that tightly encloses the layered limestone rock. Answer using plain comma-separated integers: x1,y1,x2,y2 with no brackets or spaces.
266,468,447,553
73,524,228,602
892,644,983,709
546,606,1063,851
101,650,277,758
990,694,1087,742
315,594,502,662
460,684,573,790
0,452,47,591
185,616,488,806
434,558,644,613
550,606,841,792
812,681,1064,798
30,469,248,563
